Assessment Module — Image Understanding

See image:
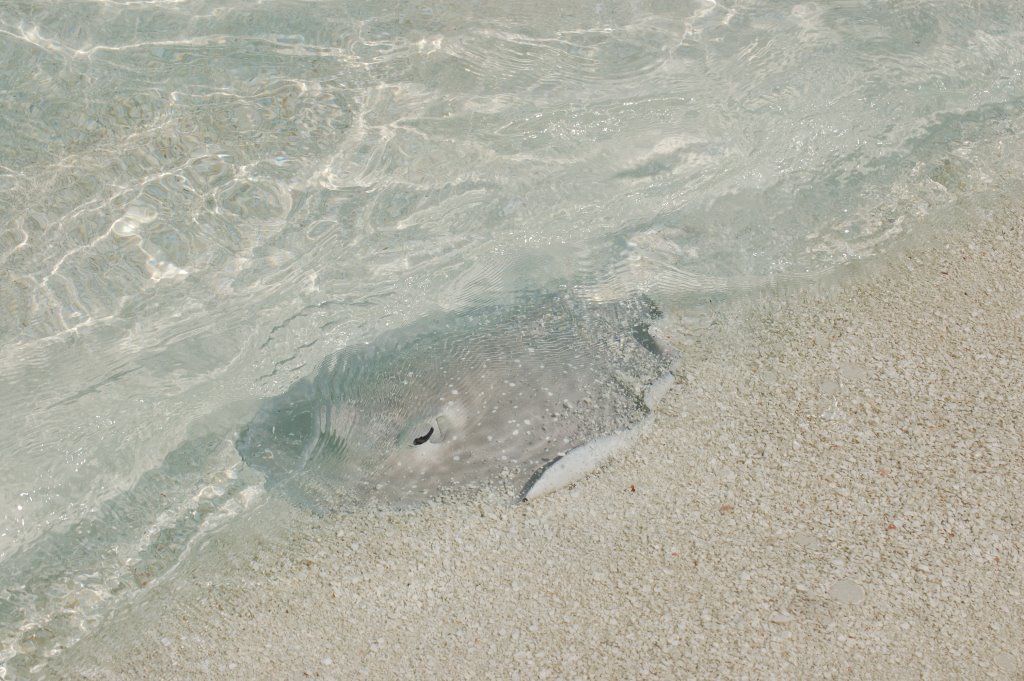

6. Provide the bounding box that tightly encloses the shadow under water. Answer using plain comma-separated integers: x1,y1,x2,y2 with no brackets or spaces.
0,292,674,678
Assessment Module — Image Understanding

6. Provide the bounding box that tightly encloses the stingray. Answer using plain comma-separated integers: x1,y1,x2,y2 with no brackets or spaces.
236,292,676,511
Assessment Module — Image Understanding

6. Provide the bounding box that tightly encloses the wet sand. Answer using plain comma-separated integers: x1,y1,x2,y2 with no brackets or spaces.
54,208,1023,679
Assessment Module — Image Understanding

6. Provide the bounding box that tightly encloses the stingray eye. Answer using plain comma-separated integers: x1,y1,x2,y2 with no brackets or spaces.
413,426,434,446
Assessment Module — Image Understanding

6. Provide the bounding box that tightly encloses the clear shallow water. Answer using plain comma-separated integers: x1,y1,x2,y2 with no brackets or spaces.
2,0,1023,675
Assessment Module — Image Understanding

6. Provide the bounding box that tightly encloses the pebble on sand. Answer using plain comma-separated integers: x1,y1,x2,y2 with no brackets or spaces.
829,579,866,605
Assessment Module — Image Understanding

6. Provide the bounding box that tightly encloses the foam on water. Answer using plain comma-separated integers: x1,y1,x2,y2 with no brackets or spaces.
2,0,1024,675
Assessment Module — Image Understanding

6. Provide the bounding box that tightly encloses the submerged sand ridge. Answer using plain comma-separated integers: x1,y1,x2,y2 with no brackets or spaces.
49,211,1023,679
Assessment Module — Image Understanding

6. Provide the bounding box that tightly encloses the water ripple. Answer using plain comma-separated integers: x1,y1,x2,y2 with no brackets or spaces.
3,0,1024,675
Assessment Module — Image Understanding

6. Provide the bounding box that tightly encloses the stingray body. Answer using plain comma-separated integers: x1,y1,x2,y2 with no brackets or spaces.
236,293,672,511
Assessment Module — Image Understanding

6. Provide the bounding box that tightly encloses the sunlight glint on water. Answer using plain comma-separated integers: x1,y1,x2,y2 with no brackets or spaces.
1,0,1023,675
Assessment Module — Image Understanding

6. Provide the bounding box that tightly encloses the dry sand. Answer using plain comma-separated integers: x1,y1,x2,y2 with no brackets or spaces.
53,208,1023,679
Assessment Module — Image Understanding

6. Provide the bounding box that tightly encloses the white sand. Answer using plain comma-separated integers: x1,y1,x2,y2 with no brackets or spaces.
53,209,1023,679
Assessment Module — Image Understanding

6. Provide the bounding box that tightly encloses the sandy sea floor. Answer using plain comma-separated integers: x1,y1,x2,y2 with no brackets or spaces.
50,206,1023,680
